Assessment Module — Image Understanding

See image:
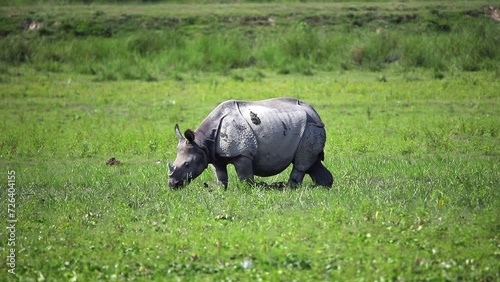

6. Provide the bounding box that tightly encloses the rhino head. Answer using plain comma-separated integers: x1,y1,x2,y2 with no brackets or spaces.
168,124,208,189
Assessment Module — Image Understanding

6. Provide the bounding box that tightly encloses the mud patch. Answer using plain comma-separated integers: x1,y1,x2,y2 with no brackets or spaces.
250,111,261,125
282,121,288,136
106,157,121,166
225,16,275,26
220,131,228,140
256,181,287,191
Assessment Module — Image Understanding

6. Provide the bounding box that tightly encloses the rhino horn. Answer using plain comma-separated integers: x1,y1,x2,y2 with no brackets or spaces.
174,124,184,142
168,163,175,176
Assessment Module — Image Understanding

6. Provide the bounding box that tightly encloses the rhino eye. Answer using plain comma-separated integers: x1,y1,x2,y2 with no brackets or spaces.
183,162,189,168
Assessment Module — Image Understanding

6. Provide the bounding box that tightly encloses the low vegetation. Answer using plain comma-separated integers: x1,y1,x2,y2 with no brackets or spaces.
1,1,499,80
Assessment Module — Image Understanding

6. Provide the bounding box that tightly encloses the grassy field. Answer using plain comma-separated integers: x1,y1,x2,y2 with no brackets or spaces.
1,1,499,79
1,1,500,281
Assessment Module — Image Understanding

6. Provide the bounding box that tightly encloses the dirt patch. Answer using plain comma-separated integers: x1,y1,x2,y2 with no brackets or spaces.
483,5,500,21
249,111,261,125
226,15,275,26
106,157,121,166
256,181,287,191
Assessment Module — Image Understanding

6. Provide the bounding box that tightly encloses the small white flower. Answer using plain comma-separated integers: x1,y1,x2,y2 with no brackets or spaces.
242,259,253,269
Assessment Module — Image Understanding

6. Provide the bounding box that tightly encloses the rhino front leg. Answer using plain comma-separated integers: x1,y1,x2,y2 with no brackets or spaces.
213,164,229,190
233,156,255,185
288,167,306,188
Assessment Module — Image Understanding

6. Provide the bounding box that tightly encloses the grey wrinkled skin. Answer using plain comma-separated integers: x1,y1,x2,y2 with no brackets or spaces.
167,126,208,189
168,97,333,189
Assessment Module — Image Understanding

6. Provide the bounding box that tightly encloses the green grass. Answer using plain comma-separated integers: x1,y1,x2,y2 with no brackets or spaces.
1,67,499,280
1,1,499,281
1,1,499,78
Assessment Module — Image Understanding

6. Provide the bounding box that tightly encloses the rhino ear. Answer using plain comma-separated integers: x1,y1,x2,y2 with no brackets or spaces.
184,129,195,143
175,124,184,142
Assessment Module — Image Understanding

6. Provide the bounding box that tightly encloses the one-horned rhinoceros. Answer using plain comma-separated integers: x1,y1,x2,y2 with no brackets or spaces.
168,97,333,189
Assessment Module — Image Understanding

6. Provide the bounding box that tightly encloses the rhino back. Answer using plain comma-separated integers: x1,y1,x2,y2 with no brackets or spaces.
239,103,308,175
243,97,324,126
207,98,324,176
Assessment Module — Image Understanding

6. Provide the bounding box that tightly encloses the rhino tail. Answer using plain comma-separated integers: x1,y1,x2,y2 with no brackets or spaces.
318,151,325,161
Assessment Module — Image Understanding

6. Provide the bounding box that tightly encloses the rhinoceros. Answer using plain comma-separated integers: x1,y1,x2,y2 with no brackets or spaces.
168,97,333,189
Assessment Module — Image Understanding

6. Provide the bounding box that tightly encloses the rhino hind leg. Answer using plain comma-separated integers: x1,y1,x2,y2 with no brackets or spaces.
288,167,306,188
307,159,333,188
288,124,328,187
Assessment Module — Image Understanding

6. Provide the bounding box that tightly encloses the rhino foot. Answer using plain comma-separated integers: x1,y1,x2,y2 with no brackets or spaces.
288,167,306,187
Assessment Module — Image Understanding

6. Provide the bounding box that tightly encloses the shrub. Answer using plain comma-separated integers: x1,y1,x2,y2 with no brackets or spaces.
353,31,400,71
400,35,447,71
127,30,185,56
186,32,252,72
0,35,35,64
1,7,498,80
